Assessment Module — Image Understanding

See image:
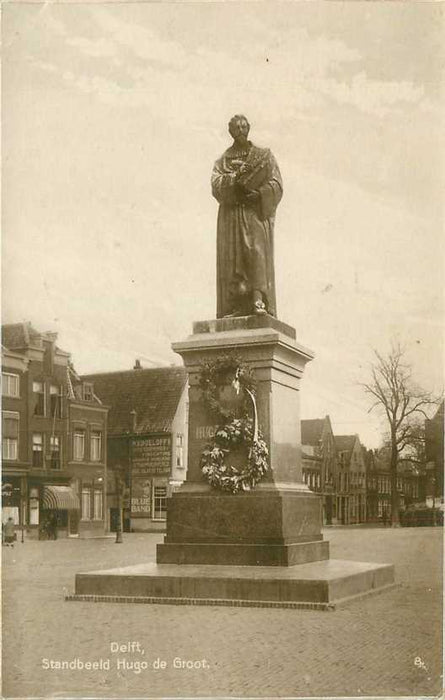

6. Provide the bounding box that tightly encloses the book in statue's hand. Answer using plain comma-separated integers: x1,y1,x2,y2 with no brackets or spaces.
236,150,271,191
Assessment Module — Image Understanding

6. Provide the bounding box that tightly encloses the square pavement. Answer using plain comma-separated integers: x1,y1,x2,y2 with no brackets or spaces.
2,526,443,699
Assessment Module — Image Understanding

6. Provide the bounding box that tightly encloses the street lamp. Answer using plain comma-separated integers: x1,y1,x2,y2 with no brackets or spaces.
115,473,124,544
21,496,25,543
431,475,436,527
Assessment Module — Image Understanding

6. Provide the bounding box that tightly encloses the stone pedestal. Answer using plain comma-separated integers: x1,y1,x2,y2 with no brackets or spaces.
157,315,328,567
173,316,313,489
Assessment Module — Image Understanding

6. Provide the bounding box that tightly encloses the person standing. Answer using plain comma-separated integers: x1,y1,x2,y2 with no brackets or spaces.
3,517,16,547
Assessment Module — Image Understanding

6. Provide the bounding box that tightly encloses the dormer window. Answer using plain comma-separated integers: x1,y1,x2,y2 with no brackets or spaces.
83,383,93,402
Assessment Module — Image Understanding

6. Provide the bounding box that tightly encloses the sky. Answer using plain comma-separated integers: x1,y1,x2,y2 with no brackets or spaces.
3,1,444,448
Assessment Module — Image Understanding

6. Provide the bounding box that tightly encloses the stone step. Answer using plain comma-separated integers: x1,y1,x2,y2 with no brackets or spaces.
73,559,395,608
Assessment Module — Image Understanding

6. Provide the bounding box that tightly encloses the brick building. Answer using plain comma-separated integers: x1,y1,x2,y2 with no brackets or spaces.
425,401,444,507
2,323,108,538
365,449,391,523
301,417,337,524
82,364,188,532
365,449,422,523
334,434,367,524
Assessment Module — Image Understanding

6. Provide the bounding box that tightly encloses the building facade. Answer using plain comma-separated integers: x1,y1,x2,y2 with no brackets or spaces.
334,434,367,525
2,323,108,538
425,401,444,507
365,449,391,523
301,417,337,524
82,364,188,532
365,449,423,523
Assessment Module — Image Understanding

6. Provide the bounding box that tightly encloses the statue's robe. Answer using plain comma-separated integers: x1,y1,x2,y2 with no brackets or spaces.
211,143,283,318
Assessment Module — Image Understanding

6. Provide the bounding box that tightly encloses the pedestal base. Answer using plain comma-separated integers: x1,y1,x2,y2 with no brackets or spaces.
157,540,329,566
70,559,396,610
162,489,323,543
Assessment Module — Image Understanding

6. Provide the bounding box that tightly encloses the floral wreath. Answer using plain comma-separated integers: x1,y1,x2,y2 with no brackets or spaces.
199,355,269,493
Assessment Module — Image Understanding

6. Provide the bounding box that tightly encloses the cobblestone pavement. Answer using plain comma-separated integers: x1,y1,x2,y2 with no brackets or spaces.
2,527,443,699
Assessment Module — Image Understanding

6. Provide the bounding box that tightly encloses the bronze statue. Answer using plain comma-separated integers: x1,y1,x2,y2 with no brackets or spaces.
211,115,283,318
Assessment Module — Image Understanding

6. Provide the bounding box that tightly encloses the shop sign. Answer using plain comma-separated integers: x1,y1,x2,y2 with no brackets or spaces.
130,478,151,518
131,435,171,476
2,481,21,504
2,483,14,497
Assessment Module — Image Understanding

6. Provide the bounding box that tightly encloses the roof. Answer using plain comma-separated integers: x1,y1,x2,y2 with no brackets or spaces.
334,435,357,455
2,323,68,355
429,400,444,423
301,419,324,446
82,366,187,436
2,323,41,349
302,451,322,463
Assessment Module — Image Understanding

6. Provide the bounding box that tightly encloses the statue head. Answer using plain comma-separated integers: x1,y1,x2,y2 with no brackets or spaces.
228,114,250,142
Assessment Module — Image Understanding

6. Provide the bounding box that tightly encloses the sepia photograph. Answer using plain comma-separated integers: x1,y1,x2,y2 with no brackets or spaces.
2,1,443,699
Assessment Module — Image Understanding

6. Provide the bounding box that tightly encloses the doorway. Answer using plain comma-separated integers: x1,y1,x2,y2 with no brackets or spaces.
68,510,80,536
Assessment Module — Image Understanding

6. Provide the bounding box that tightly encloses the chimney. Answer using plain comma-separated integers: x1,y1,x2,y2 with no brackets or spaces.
134,359,142,370
130,409,137,433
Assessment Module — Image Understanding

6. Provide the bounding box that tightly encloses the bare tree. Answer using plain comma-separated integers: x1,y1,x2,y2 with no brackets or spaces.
362,344,438,525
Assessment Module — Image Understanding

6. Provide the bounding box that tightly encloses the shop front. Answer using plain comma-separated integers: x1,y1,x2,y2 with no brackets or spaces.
25,482,80,539
2,477,23,526
41,484,80,538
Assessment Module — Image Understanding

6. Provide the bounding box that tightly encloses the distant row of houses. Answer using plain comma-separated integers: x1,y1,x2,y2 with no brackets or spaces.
2,322,443,537
300,415,442,526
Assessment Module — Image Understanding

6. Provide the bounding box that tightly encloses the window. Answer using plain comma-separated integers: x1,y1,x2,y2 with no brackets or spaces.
176,433,184,468
32,433,44,468
90,431,102,462
83,383,94,402
50,385,63,418
81,488,91,520
49,435,60,470
33,381,45,416
29,488,39,525
73,431,85,461
153,485,167,520
2,373,19,398
93,490,103,520
2,411,19,460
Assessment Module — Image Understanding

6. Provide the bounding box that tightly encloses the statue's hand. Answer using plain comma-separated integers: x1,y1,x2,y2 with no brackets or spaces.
245,190,260,203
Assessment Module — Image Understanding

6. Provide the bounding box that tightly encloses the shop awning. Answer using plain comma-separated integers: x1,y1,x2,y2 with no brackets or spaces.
42,485,80,511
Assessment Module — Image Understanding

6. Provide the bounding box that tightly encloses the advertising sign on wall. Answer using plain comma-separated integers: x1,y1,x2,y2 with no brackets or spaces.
130,478,151,518
130,435,172,518
131,435,171,476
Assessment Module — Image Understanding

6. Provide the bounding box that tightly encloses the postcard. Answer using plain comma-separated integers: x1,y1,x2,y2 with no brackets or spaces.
2,1,443,699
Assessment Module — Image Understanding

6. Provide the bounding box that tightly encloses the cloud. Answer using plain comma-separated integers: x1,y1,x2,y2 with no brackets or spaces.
91,8,186,68
66,36,117,60
317,71,425,116
30,5,433,128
